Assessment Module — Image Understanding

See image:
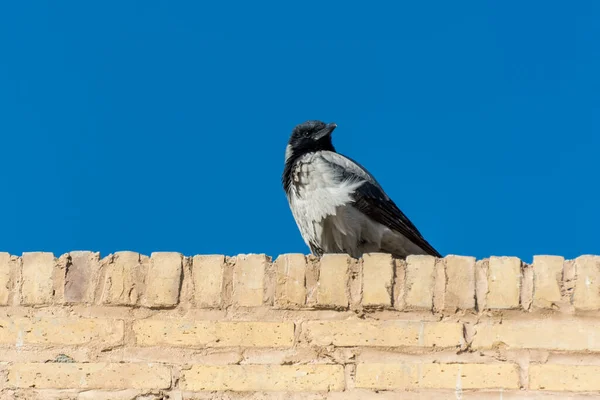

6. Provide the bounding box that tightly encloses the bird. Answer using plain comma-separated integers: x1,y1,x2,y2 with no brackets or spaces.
282,120,441,259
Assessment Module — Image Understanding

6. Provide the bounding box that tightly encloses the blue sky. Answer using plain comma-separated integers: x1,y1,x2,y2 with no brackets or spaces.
0,2,598,262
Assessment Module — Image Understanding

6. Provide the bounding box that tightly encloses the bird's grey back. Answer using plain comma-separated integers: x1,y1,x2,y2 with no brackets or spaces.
317,151,390,194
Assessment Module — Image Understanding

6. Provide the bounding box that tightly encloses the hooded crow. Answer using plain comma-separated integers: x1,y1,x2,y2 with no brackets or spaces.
282,120,441,259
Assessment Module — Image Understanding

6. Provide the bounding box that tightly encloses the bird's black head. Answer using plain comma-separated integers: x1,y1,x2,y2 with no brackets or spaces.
286,120,337,158
282,120,337,193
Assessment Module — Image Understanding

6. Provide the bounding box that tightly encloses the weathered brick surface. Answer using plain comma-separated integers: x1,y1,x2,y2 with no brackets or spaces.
472,319,600,351
181,365,344,391
7,363,171,389
7,251,600,313
192,255,225,308
233,254,268,307
475,259,488,310
99,251,144,306
0,252,15,305
65,251,101,304
316,254,349,308
78,390,144,400
521,261,534,310
572,255,600,310
133,320,294,347
0,317,123,345
143,252,182,307
444,255,476,310
404,255,436,309
332,391,523,400
356,363,519,390
21,252,55,305
532,255,563,308
274,254,306,308
530,364,600,391
361,253,393,307
330,391,598,400
306,320,463,348
0,251,599,397
487,256,521,309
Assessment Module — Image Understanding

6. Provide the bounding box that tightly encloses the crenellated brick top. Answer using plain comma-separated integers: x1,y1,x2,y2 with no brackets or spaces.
1,251,600,398
1,251,599,312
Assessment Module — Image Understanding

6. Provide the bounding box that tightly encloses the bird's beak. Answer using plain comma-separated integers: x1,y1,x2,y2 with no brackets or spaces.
314,123,337,141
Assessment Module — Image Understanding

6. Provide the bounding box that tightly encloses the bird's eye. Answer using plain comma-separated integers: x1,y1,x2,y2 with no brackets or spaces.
304,131,311,137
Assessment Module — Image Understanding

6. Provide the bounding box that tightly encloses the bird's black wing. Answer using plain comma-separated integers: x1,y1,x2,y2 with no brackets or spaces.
351,181,441,257
318,151,441,258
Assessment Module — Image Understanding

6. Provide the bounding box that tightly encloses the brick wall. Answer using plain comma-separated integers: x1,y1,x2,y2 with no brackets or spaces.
0,251,599,399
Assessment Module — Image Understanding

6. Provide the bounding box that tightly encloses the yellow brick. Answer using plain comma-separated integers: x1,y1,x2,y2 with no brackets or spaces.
306,320,463,348
472,319,600,351
0,317,123,345
181,365,344,391
420,363,519,389
444,255,476,310
78,390,143,400
0,252,14,305
405,255,435,309
274,254,306,308
475,259,488,310
192,255,225,308
143,252,182,307
532,255,563,308
362,253,393,307
233,254,267,307
65,251,101,303
21,252,55,305
7,363,171,389
530,364,600,391
573,255,600,310
317,254,349,308
355,363,419,390
327,390,423,400
356,363,519,390
487,256,521,309
100,252,143,305
133,320,294,347
2,389,81,400
333,390,599,400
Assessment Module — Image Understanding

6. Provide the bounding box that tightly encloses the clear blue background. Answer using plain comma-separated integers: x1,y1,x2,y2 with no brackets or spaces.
1,2,598,262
